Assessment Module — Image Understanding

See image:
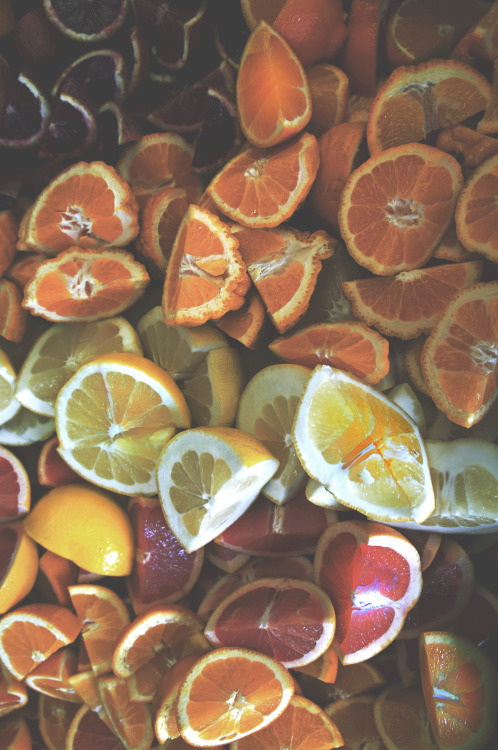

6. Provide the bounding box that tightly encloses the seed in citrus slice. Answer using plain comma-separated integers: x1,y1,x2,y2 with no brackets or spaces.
0,351,20,427
127,495,204,615
55,352,190,495
136,187,189,274
66,704,122,750
162,205,250,327
420,631,498,750
157,426,279,552
421,282,498,428
0,602,81,680
236,364,310,504
117,132,201,209
15,317,143,417
0,278,27,343
22,246,150,323
111,604,205,678
373,683,436,750
176,646,294,746
0,406,55,447
269,321,390,386
24,646,79,702
236,21,311,148
324,694,385,749
23,483,135,577
215,288,266,350
182,346,244,428
339,143,463,276
0,447,30,521
97,673,154,750
306,63,349,137
23,160,139,254
204,577,335,668
152,653,199,742
342,261,483,340
0,522,38,614
293,365,435,524
399,538,474,639
233,225,336,334
215,492,337,557
206,131,319,228
367,59,490,156
0,662,28,718
455,152,498,262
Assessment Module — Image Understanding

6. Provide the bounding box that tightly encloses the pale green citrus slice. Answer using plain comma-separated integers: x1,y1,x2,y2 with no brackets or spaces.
236,364,311,505
0,406,55,446
15,317,143,417
0,350,21,425
292,365,435,523
182,347,245,427
55,353,191,495
156,427,279,551
137,306,228,381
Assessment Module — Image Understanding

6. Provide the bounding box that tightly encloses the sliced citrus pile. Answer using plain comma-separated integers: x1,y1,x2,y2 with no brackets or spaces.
22,247,150,322
15,316,142,417
338,143,463,275
21,160,140,254
0,446,30,521
162,205,250,326
156,426,279,551
421,282,498,428
455,152,498,263
54,352,191,495
207,131,319,228
269,321,390,385
342,261,483,340
293,365,435,524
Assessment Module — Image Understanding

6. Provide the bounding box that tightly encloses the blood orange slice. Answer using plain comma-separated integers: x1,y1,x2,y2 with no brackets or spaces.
314,520,422,664
66,704,123,750
204,577,335,668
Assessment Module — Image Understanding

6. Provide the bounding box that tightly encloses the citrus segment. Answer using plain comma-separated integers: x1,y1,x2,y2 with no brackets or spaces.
340,0,390,96
22,247,150,322
157,426,279,552
342,262,483,340
236,364,310,504
182,346,244,427
0,662,28,718
240,0,286,29
175,647,295,746
339,143,463,275
373,683,436,750
0,522,38,614
0,278,27,343
0,351,20,427
55,352,191,495
24,646,80,702
204,577,335,668
38,693,80,750
306,64,349,136
37,549,78,607
15,317,143,417
421,282,498,428
236,21,311,148
215,289,266,350
455,152,498,262
293,365,435,524
136,186,189,273
162,205,250,327
0,717,32,750
97,674,154,750
23,483,135,577
37,437,80,487
23,160,139,254
0,406,55,447
0,447,30,521
207,131,319,228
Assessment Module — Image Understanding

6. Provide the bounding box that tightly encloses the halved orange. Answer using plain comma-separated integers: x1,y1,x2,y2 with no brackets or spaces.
455,152,498,262
269,321,390,385
207,131,319,228
22,160,140,254
162,205,250,327
236,21,311,148
22,246,150,322
421,282,498,427
339,143,463,275
367,59,490,156
342,261,484,339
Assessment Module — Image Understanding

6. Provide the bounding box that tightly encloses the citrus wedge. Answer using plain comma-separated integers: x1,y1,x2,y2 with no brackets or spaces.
0,351,21,426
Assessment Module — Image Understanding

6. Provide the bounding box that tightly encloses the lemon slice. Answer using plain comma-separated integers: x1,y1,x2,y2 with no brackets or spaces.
293,365,434,523
137,306,228,380
15,317,143,417
182,347,245,427
0,350,21,425
55,353,191,495
156,426,279,551
236,364,311,504
0,406,55,446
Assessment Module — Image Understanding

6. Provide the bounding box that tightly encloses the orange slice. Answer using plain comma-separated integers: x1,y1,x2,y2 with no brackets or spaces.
24,646,80,702
215,288,266,349
273,0,347,68
433,220,481,263
233,225,336,334
0,209,17,278
269,321,390,385
373,684,436,750
116,132,201,209
306,64,349,137
162,205,250,327
342,261,484,340
207,131,319,228
0,446,30,521
338,143,463,275
22,160,139,254
477,58,498,135
0,278,27,343
455,152,498,262
0,602,81,680
340,0,391,96
421,282,498,428
136,186,189,274
0,662,28,719
236,21,311,148
367,59,490,156
436,123,498,170
0,717,32,750
38,693,80,750
175,646,295,746
152,654,199,743
0,522,38,615
98,674,154,750
22,246,149,322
